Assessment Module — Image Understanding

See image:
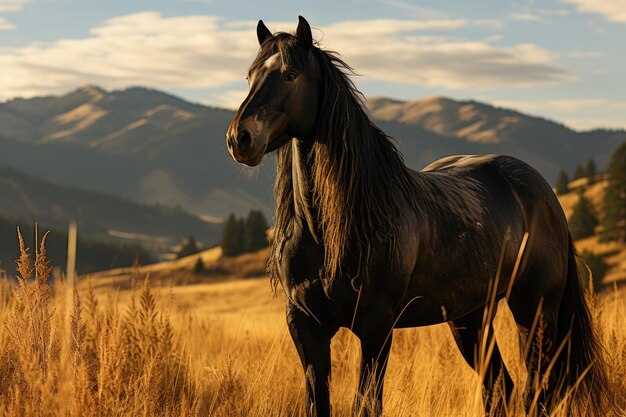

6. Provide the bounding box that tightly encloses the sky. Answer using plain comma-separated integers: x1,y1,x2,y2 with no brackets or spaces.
0,0,625,131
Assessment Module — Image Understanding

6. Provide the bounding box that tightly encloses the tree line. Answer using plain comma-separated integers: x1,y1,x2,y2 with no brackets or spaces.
555,159,597,195
220,210,269,257
175,210,269,260
554,144,626,289
556,146,626,242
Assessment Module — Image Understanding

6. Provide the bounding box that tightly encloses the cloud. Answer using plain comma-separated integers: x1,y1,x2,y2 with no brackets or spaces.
567,51,605,58
0,16,15,30
560,0,626,23
0,0,30,29
563,118,626,131
493,98,626,130
510,12,542,22
0,12,572,99
508,5,570,23
0,0,29,12
493,98,626,111
204,89,248,110
376,0,447,19
322,21,572,88
494,98,626,113
537,8,570,16
472,19,505,29
0,12,260,98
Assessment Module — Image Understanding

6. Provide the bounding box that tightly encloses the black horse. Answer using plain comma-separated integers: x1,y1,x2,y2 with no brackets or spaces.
226,16,606,417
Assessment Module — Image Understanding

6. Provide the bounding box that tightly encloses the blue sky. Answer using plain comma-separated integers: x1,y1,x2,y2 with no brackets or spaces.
1,0,625,130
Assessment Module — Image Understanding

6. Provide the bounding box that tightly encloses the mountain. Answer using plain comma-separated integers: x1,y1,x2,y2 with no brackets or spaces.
367,96,626,179
1,86,625,223
0,86,273,219
0,164,219,253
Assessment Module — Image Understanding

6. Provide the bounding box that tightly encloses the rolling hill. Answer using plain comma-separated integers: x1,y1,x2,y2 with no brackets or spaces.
1,86,625,223
368,96,626,179
0,86,273,220
0,164,220,252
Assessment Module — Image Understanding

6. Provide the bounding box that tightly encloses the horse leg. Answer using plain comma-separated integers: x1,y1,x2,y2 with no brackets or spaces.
354,305,394,417
448,306,514,416
508,288,560,413
286,302,338,417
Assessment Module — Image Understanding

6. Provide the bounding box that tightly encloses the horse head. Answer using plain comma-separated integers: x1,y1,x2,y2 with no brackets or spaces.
226,16,320,166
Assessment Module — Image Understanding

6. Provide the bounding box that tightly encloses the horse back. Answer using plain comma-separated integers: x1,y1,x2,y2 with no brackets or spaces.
395,154,569,324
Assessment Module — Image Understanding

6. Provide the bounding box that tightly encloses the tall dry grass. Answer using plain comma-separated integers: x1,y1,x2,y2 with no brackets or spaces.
0,231,625,416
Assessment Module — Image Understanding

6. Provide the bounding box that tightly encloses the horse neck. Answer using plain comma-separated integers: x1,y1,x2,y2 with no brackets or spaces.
290,138,320,242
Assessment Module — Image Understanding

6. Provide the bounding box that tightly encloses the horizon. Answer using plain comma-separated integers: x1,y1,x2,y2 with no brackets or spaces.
4,82,624,135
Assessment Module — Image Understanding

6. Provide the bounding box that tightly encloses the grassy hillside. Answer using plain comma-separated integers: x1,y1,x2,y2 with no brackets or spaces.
556,174,626,284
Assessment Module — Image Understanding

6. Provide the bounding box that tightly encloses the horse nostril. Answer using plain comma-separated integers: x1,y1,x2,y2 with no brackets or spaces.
237,130,252,151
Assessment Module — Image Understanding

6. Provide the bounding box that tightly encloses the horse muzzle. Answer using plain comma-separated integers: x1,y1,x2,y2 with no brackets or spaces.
226,128,266,167
226,113,289,166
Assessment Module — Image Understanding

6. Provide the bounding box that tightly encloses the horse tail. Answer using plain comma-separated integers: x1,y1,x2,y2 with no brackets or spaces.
556,235,609,411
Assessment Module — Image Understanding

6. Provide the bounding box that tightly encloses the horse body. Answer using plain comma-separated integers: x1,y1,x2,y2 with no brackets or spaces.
280,146,567,328
226,16,606,417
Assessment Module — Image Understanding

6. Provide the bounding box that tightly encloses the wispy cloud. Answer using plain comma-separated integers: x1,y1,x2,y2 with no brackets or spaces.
0,0,31,29
537,8,570,16
0,0,30,12
376,0,447,19
205,89,248,109
509,4,571,23
560,0,626,23
0,16,15,30
567,50,605,58
563,118,626,131
495,98,626,112
472,19,505,29
510,12,542,22
0,12,573,99
323,20,572,88
493,98,626,130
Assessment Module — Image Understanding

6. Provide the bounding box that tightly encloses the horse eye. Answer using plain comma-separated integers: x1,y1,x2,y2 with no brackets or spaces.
284,72,297,82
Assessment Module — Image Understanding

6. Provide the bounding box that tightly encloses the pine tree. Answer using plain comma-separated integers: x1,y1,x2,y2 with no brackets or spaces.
176,236,200,259
243,210,269,252
237,217,246,250
602,143,626,241
585,159,597,179
192,257,205,274
569,192,598,239
573,164,586,180
221,213,244,256
555,169,569,195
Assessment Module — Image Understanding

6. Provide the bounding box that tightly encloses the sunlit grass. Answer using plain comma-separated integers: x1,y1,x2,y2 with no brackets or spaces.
0,234,624,416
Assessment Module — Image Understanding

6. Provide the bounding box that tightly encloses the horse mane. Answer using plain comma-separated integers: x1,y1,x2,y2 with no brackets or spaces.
266,34,420,288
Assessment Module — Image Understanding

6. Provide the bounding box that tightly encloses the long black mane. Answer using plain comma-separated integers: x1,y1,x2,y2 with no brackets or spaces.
266,34,420,287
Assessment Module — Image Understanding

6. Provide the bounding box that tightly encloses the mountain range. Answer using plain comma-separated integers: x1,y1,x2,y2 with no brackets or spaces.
1,85,625,250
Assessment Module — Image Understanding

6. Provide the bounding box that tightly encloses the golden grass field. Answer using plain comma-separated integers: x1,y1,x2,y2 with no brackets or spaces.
0,233,625,417
1,183,626,417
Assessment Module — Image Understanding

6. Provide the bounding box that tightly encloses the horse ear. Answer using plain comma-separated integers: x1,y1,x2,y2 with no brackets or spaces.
257,20,272,46
296,16,313,48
